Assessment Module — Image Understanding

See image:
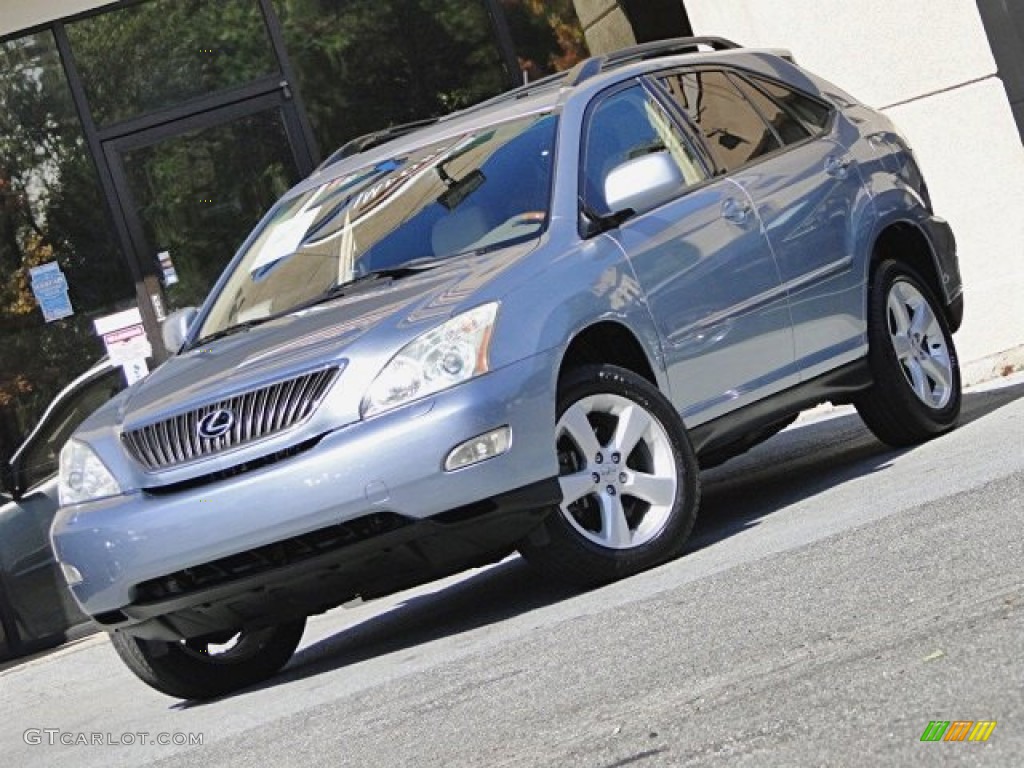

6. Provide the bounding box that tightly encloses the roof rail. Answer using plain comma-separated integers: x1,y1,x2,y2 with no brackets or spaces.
444,69,570,118
606,36,741,65
569,36,743,87
445,36,743,114
566,55,607,87
316,117,441,170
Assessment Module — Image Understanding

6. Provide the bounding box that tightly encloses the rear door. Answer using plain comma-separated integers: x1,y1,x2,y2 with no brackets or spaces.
580,80,796,424
656,68,868,379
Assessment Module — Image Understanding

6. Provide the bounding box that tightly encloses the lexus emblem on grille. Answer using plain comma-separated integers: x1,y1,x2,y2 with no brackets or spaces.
197,409,235,440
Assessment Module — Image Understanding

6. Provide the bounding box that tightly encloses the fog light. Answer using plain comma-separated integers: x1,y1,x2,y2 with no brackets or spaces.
444,426,511,471
60,562,83,586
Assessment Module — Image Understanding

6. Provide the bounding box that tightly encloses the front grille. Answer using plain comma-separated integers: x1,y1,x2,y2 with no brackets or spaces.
131,512,411,603
123,367,339,472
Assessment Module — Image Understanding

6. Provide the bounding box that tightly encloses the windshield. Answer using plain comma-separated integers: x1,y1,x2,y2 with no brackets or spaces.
198,113,557,339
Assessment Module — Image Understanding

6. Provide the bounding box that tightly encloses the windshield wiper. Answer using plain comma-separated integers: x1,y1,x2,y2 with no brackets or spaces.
191,317,277,348
289,256,452,313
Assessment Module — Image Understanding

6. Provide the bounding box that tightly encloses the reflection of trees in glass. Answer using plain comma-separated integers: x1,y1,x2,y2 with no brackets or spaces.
501,0,587,81
273,0,510,155
122,113,298,311
0,33,135,462
67,0,277,125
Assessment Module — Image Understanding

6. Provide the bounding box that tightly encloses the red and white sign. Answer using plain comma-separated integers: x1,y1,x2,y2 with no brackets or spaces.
93,308,153,383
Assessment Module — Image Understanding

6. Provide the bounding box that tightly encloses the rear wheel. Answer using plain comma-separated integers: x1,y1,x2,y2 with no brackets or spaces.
855,260,961,447
110,619,306,700
519,364,699,586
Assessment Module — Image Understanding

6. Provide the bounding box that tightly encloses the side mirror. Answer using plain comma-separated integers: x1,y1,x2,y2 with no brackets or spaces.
604,151,685,215
161,307,198,354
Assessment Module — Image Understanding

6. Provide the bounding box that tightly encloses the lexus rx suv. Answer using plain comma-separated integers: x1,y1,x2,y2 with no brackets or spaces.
50,38,963,699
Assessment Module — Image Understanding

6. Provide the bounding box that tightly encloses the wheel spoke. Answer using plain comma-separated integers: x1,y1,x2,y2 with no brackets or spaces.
559,403,603,460
559,470,596,507
599,492,632,548
887,290,912,335
626,471,676,508
891,333,914,361
920,354,952,392
907,358,931,401
610,404,651,457
909,299,936,339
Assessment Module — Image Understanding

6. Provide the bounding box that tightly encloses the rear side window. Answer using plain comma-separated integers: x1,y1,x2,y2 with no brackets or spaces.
727,73,811,146
744,74,832,134
658,70,781,172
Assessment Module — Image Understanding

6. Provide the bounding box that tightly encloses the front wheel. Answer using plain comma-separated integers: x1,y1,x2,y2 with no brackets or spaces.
110,619,306,700
855,260,961,447
519,364,700,587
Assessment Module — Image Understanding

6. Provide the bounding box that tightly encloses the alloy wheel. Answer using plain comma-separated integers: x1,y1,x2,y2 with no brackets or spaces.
555,393,679,550
886,280,954,410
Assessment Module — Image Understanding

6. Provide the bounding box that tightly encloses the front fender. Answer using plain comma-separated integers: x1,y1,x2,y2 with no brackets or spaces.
488,234,668,395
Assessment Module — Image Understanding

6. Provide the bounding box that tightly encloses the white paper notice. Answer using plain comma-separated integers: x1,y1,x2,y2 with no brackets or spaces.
249,207,319,276
122,358,150,385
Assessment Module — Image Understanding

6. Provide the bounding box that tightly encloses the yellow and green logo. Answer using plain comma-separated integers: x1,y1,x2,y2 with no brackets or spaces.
920,721,997,742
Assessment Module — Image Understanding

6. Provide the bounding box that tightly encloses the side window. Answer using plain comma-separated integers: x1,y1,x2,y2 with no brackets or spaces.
19,368,123,490
744,74,832,134
659,70,781,172
581,84,706,215
727,73,811,146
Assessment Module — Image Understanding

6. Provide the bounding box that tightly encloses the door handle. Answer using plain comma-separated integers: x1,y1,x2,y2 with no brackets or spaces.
721,197,752,224
825,154,852,179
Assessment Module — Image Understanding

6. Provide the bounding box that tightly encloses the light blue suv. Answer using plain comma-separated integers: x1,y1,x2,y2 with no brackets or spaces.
50,38,963,699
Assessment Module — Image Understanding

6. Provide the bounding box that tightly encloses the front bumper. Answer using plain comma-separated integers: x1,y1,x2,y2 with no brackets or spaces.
50,350,561,631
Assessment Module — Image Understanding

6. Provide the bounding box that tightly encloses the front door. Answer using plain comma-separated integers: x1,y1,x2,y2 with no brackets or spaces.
104,93,313,340
580,81,795,426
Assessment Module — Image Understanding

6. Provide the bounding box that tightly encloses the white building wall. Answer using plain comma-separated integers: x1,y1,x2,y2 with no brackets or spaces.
0,1,110,37
685,0,1024,381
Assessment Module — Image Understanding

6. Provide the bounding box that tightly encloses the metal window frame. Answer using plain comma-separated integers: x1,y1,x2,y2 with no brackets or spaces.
47,1,320,362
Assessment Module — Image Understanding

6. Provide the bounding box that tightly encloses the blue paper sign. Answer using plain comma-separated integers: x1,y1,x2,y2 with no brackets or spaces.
29,262,74,322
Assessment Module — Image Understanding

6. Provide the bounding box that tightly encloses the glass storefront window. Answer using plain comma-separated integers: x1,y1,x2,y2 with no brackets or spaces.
272,0,510,157
66,0,279,126
0,32,136,464
119,108,302,311
500,0,587,82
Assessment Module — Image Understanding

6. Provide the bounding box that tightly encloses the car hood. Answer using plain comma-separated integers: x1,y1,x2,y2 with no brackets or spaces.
114,242,538,432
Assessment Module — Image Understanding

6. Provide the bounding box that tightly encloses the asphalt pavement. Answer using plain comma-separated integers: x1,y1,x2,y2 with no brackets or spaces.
2,372,1022,767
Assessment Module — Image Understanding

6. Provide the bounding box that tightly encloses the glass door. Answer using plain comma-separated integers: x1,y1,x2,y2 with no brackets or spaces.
104,93,313,326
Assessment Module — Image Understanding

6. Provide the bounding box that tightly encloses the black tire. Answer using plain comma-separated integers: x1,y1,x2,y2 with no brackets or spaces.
855,259,961,447
519,364,700,587
110,619,306,700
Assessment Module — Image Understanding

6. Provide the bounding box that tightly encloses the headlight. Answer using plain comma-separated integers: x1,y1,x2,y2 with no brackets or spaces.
58,439,122,506
362,302,499,417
